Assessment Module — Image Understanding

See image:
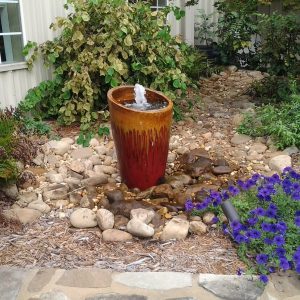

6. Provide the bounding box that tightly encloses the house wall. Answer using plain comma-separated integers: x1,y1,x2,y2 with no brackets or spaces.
0,0,67,109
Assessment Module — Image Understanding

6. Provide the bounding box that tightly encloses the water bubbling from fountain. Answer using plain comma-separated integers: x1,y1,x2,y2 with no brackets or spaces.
134,83,148,106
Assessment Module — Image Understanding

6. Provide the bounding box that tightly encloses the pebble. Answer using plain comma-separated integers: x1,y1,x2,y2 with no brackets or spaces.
96,208,115,230
130,208,155,224
189,221,208,235
160,217,189,241
102,229,133,242
126,218,154,238
202,212,216,225
269,155,292,173
70,208,97,228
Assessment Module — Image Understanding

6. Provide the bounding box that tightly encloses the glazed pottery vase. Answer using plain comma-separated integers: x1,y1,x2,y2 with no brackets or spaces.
107,86,173,190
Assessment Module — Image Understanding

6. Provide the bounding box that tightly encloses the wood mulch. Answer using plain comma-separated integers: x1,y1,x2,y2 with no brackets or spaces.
0,215,245,274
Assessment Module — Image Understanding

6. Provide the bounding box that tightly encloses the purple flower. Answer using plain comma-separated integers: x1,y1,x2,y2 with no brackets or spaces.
237,268,244,276
268,266,276,273
279,257,290,270
276,247,286,257
265,208,277,218
255,207,265,216
246,229,261,239
293,252,300,262
270,223,278,233
264,237,273,245
283,166,293,173
185,199,194,212
276,221,287,234
212,216,219,224
261,222,271,232
291,192,300,201
221,190,230,200
296,264,300,274
296,210,300,217
295,216,300,227
230,220,242,231
234,234,247,244
247,217,258,226
259,274,269,284
256,253,268,265
228,185,240,196
251,173,261,182
273,235,285,246
237,180,246,190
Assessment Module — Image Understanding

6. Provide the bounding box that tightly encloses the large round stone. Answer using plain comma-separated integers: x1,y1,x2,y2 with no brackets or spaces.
70,208,97,228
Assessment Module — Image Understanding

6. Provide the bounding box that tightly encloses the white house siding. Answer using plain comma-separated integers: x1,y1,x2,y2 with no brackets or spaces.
0,0,67,109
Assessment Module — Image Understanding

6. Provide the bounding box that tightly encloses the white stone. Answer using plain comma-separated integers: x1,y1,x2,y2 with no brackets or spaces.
283,146,299,156
71,148,94,160
102,229,132,242
94,165,116,175
28,197,51,213
48,140,70,156
89,138,100,147
90,155,102,166
103,156,113,166
130,208,155,224
176,147,189,155
48,173,64,184
95,146,107,156
69,160,85,174
70,208,97,228
167,153,176,163
96,208,114,230
60,137,74,145
83,159,93,171
189,221,207,235
269,155,292,173
127,219,154,238
160,218,189,241
203,212,216,225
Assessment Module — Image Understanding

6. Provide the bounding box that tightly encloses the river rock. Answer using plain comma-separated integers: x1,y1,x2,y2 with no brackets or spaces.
212,166,232,175
102,229,133,242
70,208,97,228
231,134,251,145
90,155,102,166
130,208,155,224
249,143,267,154
185,156,212,177
160,218,189,241
189,221,208,235
9,208,42,225
283,146,299,155
69,160,85,174
17,171,39,189
0,183,19,200
96,208,114,230
71,148,93,160
89,138,100,147
28,198,51,213
82,175,108,187
83,159,93,171
126,218,154,238
48,173,64,184
43,184,69,200
69,193,82,205
152,184,174,199
232,114,244,126
55,199,69,209
166,174,193,189
202,212,216,225
64,178,81,190
167,152,176,163
16,192,37,207
48,140,70,155
95,146,107,155
94,165,116,175
269,155,292,173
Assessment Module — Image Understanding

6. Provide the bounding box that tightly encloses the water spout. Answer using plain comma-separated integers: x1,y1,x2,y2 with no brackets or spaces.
134,84,148,106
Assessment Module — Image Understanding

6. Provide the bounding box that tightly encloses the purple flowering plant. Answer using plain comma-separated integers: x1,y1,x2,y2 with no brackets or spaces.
185,168,300,283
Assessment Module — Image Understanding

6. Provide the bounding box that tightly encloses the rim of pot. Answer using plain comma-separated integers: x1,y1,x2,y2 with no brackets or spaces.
107,85,173,114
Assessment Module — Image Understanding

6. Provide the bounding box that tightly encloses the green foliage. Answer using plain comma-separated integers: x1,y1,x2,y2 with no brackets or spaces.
76,132,93,148
195,9,216,46
22,118,51,135
214,1,300,75
0,160,18,183
22,0,194,128
238,80,300,149
98,125,110,137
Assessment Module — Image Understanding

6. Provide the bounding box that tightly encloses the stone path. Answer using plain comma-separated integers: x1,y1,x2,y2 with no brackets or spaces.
0,267,299,300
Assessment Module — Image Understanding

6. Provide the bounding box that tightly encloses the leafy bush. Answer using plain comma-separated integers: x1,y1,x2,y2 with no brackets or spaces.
21,0,196,130
214,0,300,75
238,80,300,149
0,108,36,185
185,169,300,282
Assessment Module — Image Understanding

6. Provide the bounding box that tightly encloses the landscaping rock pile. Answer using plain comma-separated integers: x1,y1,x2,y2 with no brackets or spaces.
1,68,299,243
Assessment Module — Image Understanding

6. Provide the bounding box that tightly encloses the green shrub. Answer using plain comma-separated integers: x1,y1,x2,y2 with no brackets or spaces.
214,0,300,75
21,0,196,130
238,80,300,149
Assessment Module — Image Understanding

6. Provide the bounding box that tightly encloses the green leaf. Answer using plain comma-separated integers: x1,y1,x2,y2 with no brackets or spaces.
107,67,115,76
98,126,110,137
124,35,133,47
173,79,180,88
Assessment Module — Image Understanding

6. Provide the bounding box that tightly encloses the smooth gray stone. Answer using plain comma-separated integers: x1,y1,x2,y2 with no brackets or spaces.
86,294,147,300
113,272,192,290
0,267,28,300
198,274,263,300
27,269,57,293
